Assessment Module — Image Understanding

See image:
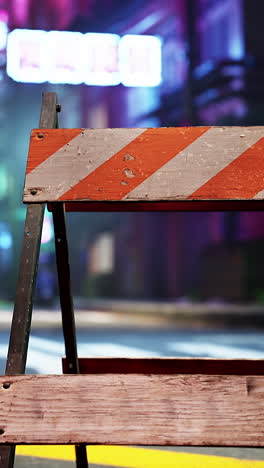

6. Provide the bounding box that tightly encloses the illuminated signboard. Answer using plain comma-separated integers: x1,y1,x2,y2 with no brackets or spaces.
7,29,46,83
84,33,120,86
119,35,162,87
6,29,162,87
46,31,84,84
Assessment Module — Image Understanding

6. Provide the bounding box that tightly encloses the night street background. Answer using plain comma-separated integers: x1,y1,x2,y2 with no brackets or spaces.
2,0,264,466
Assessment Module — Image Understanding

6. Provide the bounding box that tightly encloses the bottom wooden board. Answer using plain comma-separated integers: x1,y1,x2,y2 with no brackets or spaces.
60,201,264,212
62,357,264,375
1,373,264,446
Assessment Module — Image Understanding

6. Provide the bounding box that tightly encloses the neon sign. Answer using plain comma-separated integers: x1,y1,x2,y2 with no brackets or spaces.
7,29,46,83
7,29,162,87
46,31,84,85
119,35,162,87
84,33,121,86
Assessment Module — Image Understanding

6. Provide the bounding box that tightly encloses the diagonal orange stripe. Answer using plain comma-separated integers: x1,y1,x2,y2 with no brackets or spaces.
26,129,82,174
59,127,210,201
189,137,264,200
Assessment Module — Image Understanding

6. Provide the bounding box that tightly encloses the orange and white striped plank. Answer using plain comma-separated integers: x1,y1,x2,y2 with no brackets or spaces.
24,126,264,204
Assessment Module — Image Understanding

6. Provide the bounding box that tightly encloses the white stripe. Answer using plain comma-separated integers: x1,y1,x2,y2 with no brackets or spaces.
24,128,146,201
29,336,64,354
124,126,264,200
0,341,159,374
206,333,264,345
78,343,159,357
0,344,61,373
254,188,264,200
26,350,62,374
168,342,264,359
29,337,158,358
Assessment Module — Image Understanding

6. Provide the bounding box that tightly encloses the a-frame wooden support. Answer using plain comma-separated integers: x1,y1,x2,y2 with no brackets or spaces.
1,92,264,468
0,93,88,468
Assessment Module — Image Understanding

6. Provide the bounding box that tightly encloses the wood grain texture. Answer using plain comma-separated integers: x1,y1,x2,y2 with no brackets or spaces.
62,357,264,375
24,126,264,204
1,374,264,446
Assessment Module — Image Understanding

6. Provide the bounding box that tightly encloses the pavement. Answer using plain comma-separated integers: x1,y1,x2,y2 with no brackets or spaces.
0,308,172,330
1,298,264,330
2,326,264,375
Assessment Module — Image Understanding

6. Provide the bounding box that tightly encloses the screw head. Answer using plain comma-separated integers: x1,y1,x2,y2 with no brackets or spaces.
37,133,45,139
31,189,38,196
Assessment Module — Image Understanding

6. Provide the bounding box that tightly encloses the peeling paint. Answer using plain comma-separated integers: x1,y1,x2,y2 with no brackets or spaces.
124,168,136,178
123,154,136,161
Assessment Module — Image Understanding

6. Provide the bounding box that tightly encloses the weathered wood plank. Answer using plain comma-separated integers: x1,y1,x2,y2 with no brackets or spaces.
62,357,264,375
1,374,264,446
24,126,264,204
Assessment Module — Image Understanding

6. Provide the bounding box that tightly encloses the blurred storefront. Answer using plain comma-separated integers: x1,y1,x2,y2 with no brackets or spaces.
88,0,264,302
1,0,264,303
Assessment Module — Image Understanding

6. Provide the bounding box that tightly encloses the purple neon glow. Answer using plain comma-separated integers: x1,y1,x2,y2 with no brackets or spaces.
13,0,29,25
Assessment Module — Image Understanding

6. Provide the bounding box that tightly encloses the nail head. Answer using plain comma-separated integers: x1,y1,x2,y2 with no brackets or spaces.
3,382,11,389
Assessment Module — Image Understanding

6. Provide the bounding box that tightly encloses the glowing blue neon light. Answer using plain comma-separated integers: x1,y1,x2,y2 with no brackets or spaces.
230,38,244,60
41,213,53,244
0,19,8,50
0,231,12,249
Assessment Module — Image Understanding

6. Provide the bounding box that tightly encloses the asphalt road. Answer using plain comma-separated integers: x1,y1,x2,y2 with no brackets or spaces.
1,325,264,467
2,326,264,374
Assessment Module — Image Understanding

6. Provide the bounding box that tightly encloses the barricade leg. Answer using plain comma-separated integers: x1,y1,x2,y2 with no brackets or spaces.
0,93,58,468
52,202,89,468
0,203,45,468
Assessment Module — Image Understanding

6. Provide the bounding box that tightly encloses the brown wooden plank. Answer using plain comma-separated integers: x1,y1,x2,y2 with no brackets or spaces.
24,126,264,204
61,200,264,212
62,357,264,376
1,374,264,446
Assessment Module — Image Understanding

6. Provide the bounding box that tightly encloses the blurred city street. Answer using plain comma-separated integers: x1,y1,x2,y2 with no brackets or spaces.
3,314,264,376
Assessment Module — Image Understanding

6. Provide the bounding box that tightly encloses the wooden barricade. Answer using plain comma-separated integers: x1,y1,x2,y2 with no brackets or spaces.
1,92,264,468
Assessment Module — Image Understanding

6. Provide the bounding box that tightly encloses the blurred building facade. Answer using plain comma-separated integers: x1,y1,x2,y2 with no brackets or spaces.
87,0,264,302
1,0,264,302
